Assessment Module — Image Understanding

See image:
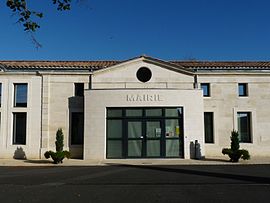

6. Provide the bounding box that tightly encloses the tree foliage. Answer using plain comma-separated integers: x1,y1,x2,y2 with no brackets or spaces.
222,130,250,162
44,128,71,164
6,0,72,32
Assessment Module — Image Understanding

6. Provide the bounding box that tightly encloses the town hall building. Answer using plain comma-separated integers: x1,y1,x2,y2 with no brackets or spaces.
0,55,270,160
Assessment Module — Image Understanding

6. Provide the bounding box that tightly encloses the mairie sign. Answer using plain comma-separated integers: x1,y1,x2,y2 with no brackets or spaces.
126,94,163,102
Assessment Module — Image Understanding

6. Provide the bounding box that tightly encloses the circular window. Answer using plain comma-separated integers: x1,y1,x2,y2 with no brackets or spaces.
136,67,152,83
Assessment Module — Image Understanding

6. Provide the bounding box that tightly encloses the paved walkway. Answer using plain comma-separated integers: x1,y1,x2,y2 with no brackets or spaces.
1,156,270,166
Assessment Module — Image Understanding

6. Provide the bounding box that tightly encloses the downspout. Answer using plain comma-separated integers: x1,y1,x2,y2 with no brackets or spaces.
36,71,43,159
89,70,93,89
193,69,198,89
89,74,92,89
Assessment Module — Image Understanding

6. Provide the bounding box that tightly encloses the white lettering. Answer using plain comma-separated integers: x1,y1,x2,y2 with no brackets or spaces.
126,94,163,102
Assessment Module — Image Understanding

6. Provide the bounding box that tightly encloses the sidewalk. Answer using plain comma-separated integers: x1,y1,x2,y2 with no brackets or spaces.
1,156,270,166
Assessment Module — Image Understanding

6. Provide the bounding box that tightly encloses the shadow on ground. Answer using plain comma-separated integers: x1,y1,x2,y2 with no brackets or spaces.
202,158,229,162
118,164,270,184
24,160,53,164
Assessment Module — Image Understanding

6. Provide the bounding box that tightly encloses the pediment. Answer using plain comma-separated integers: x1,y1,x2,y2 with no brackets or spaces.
92,56,195,87
93,55,194,76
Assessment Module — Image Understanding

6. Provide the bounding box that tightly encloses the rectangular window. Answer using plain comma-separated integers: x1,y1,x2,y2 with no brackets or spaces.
237,112,251,143
0,83,2,107
13,112,27,145
238,83,248,97
74,83,84,97
71,112,84,145
201,83,210,97
14,83,27,107
204,112,214,143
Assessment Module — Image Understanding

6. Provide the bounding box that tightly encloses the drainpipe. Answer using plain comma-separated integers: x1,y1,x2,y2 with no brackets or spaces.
193,69,198,89
36,71,43,159
89,70,93,90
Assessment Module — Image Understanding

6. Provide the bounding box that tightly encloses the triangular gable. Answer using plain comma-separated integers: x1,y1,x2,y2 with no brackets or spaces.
93,55,195,76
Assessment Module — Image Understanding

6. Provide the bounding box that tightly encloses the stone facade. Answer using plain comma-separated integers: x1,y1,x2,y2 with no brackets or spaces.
0,56,270,160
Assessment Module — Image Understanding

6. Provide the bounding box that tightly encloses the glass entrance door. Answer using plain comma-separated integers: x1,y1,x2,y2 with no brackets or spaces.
127,120,162,158
127,121,143,157
146,120,162,157
107,107,184,159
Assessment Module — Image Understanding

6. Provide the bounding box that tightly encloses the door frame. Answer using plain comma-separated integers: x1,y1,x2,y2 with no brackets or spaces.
106,107,184,159
125,119,163,158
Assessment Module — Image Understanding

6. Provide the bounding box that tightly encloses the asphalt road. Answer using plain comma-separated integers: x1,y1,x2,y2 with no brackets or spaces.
0,164,270,203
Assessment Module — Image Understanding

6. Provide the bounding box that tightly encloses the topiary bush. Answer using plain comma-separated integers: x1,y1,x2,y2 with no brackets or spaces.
44,128,71,164
222,130,250,162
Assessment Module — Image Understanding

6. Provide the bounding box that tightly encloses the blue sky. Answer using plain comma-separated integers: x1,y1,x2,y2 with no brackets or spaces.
1,0,270,61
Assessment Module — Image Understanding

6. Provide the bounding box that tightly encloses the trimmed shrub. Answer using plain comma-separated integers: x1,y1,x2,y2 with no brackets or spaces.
44,128,71,164
222,130,250,162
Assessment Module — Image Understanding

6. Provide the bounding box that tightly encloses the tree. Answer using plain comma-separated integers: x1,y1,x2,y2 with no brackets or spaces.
44,128,71,164
6,0,72,32
6,0,87,48
222,130,250,162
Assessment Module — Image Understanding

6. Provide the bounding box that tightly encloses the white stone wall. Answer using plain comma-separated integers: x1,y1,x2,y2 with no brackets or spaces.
199,74,270,157
0,74,42,159
40,74,89,158
84,89,204,160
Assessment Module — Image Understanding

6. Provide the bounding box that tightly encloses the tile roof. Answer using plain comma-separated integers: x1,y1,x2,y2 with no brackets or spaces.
1,59,270,71
0,60,120,70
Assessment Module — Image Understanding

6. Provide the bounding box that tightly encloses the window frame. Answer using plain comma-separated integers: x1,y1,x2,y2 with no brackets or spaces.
238,83,248,97
14,83,28,108
204,112,214,143
74,83,84,97
70,112,84,145
201,83,210,97
237,112,252,143
13,112,27,145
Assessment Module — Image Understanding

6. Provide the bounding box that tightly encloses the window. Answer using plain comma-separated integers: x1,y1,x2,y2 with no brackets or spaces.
74,83,84,97
0,83,2,107
136,67,152,83
237,112,251,143
201,83,210,97
13,112,27,145
238,83,248,97
71,112,84,145
204,112,214,143
14,83,27,107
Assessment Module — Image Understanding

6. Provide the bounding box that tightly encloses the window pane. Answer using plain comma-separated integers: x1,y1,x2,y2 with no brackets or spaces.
147,140,160,157
237,112,251,143
128,140,142,157
165,119,180,137
107,120,122,138
165,108,182,117
145,109,162,116
107,140,122,158
204,112,214,143
146,121,161,138
71,112,84,144
14,84,27,107
238,83,248,96
201,83,210,97
107,109,122,117
13,113,27,145
166,139,179,157
126,109,143,117
75,83,84,97
128,121,142,138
